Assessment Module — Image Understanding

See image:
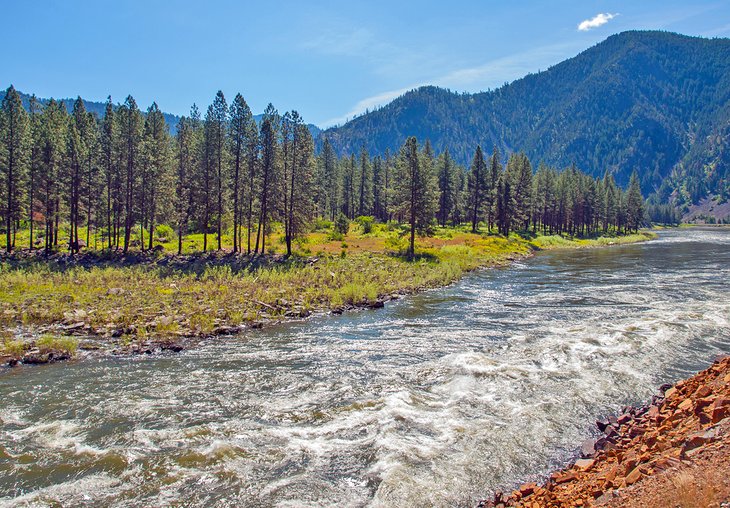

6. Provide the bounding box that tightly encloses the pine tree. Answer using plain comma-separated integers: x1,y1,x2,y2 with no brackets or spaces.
357,147,372,217
372,155,385,221
175,116,193,254
497,172,511,236
40,99,67,252
119,96,143,253
625,170,644,232
436,148,455,227
393,137,436,260
142,102,170,250
341,154,356,219
27,96,42,250
467,145,487,232
506,152,532,232
256,104,279,254
486,147,501,231
282,111,315,255
0,85,28,252
229,93,254,253
101,97,116,249
319,138,338,221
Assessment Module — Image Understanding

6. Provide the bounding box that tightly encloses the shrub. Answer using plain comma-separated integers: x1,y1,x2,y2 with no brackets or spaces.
155,224,175,242
2,339,26,357
335,213,350,235
36,335,78,355
355,216,375,234
314,218,334,231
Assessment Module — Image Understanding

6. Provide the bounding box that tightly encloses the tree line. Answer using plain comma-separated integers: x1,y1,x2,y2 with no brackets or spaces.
0,85,645,259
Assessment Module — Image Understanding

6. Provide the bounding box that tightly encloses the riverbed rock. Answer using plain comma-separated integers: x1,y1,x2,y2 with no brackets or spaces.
22,349,71,364
580,438,596,457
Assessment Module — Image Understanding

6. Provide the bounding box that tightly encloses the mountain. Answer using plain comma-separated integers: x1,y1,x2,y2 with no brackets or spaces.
321,31,730,207
1,90,322,139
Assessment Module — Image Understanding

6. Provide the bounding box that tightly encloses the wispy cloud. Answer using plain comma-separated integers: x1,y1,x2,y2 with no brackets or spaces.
578,13,618,31
701,23,730,37
322,41,583,127
322,87,412,127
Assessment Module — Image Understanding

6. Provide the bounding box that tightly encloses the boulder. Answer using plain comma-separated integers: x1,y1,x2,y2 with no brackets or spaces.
580,438,596,457
711,398,730,423
574,458,595,471
625,466,642,485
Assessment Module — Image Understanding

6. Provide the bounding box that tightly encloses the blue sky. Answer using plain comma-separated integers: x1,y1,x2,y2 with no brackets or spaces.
2,1,728,127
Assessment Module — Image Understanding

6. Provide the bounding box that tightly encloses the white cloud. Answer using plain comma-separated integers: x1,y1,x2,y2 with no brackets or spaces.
322,87,412,127
578,13,618,31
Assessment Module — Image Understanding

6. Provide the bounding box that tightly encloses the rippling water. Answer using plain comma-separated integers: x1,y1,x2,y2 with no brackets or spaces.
1,229,729,507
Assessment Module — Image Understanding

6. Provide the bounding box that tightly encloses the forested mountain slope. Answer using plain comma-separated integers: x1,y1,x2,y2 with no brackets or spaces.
321,31,730,207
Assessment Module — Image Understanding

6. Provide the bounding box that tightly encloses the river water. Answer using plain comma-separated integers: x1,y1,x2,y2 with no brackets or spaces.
1,228,728,507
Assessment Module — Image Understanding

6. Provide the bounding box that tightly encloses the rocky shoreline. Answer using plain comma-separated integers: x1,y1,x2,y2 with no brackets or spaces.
480,356,730,507
0,290,409,368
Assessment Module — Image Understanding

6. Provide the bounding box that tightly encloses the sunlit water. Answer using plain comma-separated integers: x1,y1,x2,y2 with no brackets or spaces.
1,229,728,507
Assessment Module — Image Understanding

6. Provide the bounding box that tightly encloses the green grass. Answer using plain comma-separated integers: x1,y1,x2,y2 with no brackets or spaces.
531,231,656,250
0,225,654,346
36,335,78,355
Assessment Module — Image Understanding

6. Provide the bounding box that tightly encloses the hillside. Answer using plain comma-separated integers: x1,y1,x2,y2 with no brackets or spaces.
321,31,730,207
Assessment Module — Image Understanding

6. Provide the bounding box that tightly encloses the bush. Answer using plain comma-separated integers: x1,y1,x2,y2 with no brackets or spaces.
355,216,375,234
2,338,26,357
155,224,175,242
335,213,350,235
314,218,334,231
37,335,78,355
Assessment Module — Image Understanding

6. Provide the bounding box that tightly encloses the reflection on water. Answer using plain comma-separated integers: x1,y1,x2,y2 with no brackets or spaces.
1,229,728,507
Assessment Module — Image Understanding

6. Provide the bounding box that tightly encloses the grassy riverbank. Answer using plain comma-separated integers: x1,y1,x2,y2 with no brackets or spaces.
0,227,655,363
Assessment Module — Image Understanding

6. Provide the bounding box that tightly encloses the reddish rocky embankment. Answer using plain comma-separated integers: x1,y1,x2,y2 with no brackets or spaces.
481,356,730,508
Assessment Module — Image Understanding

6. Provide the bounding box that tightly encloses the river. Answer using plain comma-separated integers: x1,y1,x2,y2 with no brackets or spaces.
1,228,728,507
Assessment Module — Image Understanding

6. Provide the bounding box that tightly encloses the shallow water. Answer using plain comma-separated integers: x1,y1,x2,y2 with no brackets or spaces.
1,228,728,507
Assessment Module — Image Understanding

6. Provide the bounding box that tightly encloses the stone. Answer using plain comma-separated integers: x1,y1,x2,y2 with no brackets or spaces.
625,466,642,485
552,471,578,484
617,413,632,425
596,419,610,432
711,398,730,423
519,483,537,497
695,385,712,398
574,458,595,470
678,398,693,412
580,438,596,457
647,405,660,419
665,387,678,398
627,426,643,438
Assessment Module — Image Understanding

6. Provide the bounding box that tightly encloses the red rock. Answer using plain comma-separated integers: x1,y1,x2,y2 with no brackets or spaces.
553,471,578,484
647,405,660,419
678,398,693,412
574,458,595,470
694,397,714,414
625,466,642,485
519,482,537,496
695,385,712,398
711,398,730,423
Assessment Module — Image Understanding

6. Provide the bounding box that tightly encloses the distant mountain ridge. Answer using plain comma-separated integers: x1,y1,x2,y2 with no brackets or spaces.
0,90,322,139
321,31,730,207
